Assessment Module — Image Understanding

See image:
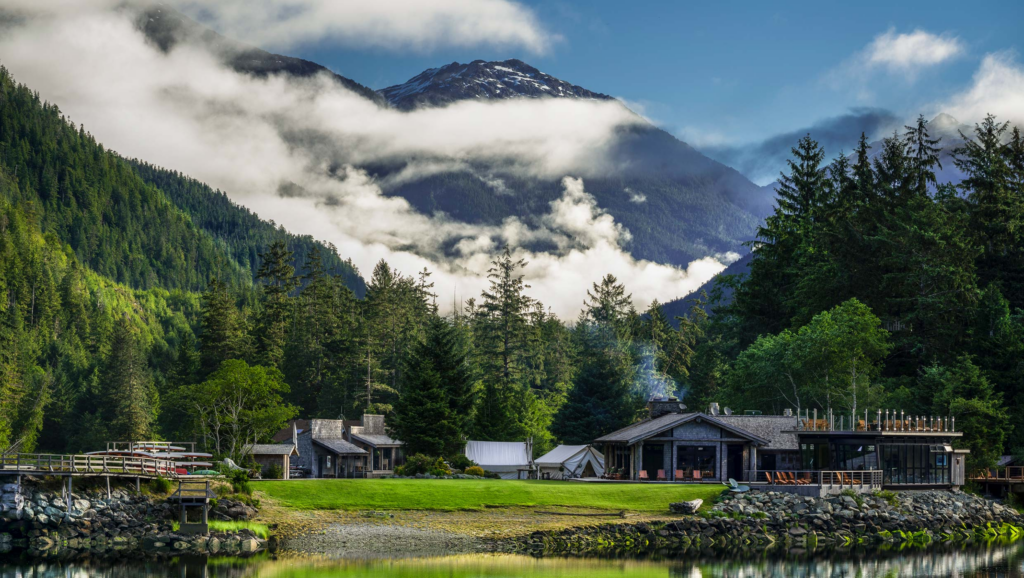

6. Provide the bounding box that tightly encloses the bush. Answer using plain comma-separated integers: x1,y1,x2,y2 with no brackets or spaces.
396,454,435,477
429,457,453,477
266,464,284,480
448,454,475,470
840,489,864,508
230,470,253,496
150,476,173,494
465,466,485,477
872,490,899,507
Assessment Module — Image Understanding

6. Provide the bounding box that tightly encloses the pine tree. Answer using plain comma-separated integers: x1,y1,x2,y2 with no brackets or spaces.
255,240,298,368
105,319,155,441
199,278,243,377
904,114,943,196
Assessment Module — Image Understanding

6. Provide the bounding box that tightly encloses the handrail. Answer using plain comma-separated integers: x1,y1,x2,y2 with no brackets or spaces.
794,409,955,433
971,466,1024,481
0,453,180,478
747,469,883,488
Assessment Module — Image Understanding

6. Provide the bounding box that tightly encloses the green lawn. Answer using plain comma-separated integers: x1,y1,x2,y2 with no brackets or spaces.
254,479,722,512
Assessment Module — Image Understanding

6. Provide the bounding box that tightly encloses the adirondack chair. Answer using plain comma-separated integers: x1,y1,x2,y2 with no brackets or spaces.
674,469,685,482
638,470,649,481
785,472,799,485
796,472,813,485
764,471,775,484
656,469,667,481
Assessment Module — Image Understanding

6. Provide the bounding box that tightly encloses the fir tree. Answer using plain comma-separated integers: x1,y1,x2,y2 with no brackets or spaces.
255,240,298,368
199,278,243,377
105,319,155,441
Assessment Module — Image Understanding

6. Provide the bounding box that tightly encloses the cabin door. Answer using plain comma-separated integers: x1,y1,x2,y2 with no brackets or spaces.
727,444,744,481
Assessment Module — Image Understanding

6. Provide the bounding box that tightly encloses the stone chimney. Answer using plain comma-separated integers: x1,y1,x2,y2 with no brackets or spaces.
647,397,687,419
709,402,720,416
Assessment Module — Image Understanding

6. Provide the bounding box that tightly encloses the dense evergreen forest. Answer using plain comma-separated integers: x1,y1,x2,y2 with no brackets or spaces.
1,63,1022,475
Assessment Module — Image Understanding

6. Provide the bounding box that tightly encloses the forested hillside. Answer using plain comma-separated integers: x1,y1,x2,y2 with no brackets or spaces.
131,162,366,297
0,68,250,291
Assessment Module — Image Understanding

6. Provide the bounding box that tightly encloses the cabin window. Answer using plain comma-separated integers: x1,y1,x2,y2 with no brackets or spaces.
830,443,878,470
677,446,716,478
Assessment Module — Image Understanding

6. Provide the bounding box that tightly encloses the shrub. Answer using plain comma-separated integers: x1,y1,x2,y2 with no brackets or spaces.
448,454,475,470
840,489,864,508
266,464,284,480
872,490,899,507
230,470,252,496
396,454,435,477
150,476,173,494
465,466,485,477
428,457,453,477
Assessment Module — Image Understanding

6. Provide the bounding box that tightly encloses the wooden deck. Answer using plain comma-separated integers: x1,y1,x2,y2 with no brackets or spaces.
0,453,180,479
971,467,1024,484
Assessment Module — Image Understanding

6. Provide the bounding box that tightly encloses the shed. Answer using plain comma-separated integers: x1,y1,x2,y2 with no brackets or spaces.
536,445,604,480
465,440,533,479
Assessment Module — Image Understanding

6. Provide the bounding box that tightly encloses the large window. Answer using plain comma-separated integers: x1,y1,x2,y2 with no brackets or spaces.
677,446,716,478
880,444,951,484
831,443,878,470
642,444,665,475
800,442,830,470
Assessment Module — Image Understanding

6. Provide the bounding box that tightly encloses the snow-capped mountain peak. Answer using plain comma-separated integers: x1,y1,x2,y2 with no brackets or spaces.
379,59,613,110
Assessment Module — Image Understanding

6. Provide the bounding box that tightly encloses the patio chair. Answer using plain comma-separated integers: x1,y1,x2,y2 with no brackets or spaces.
692,470,703,482
764,471,775,485
796,472,813,485
656,469,667,481
674,469,685,482
638,470,649,481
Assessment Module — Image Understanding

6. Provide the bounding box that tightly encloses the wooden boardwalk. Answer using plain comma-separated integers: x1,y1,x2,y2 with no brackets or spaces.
0,453,180,479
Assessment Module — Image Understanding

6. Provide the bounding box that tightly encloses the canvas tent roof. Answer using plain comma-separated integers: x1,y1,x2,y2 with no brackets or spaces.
465,441,531,469
536,445,589,466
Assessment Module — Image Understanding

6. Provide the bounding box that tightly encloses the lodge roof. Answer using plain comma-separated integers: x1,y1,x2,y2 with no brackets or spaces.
350,433,402,448
313,438,367,455
594,412,771,446
715,415,800,450
245,443,299,456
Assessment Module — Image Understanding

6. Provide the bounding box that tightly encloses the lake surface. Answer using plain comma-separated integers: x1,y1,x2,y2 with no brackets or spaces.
3,544,1024,578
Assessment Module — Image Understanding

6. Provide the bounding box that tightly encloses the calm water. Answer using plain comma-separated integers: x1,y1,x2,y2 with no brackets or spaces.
3,545,1024,578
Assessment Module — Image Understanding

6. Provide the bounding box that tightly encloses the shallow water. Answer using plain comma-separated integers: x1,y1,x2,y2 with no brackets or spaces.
3,544,1024,578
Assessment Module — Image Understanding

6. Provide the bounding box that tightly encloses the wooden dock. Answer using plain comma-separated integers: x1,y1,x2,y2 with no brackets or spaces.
0,453,180,479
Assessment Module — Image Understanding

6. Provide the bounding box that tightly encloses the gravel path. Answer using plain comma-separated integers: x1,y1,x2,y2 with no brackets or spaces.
280,522,490,559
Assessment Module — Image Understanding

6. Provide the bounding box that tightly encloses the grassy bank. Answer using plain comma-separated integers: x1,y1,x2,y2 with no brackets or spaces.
254,479,721,512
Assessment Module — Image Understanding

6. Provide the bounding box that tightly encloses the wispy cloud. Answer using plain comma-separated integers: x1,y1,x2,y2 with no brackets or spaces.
864,29,963,72
935,51,1024,127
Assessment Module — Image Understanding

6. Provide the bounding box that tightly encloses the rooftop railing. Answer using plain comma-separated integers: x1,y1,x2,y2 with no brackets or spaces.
793,409,955,433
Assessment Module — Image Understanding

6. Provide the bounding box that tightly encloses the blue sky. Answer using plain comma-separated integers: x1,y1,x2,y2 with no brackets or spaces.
268,0,1023,182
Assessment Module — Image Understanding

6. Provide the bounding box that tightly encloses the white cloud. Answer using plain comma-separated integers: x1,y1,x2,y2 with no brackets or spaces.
173,0,555,53
0,7,727,318
936,52,1024,127
865,29,963,72
2,0,555,54
624,187,646,203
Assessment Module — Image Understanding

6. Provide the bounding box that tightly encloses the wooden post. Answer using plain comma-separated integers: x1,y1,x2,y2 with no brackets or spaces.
136,477,140,492
106,476,111,500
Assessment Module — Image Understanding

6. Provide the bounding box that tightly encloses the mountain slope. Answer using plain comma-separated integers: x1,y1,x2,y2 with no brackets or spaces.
135,3,386,106
380,59,612,109
131,162,366,297
374,60,771,266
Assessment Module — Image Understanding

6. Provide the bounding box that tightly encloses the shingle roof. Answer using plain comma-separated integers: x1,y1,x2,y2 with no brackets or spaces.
313,438,367,455
715,415,800,450
350,433,402,447
246,444,298,456
594,412,771,446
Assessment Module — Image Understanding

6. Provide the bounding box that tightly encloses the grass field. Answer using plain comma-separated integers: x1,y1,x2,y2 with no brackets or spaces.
254,479,722,512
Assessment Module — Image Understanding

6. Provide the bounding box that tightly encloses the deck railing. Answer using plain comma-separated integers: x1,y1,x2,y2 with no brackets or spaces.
747,470,883,489
794,409,955,433
0,453,179,478
972,467,1024,482
170,480,214,503
105,441,198,453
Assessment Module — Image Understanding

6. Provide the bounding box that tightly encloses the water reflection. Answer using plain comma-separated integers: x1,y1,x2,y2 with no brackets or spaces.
2,545,1024,577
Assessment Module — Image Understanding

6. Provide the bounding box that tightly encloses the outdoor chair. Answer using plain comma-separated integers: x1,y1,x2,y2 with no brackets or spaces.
638,470,649,481
796,473,813,485
656,469,667,481
763,471,774,484
692,470,703,481
674,469,685,482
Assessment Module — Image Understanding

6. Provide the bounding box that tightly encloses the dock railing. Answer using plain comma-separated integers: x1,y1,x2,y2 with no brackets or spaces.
972,466,1024,482
0,453,179,478
747,470,883,490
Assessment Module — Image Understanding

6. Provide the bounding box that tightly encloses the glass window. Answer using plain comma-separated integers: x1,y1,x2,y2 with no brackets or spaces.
677,446,716,478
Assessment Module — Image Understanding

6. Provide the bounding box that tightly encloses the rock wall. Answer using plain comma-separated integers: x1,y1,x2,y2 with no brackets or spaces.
515,489,1024,557
0,479,267,557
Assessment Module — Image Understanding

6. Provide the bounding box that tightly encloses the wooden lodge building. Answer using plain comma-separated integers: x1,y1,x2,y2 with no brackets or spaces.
595,398,967,494
292,415,404,478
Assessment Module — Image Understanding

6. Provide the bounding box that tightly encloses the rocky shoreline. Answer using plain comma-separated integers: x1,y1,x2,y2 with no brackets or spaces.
0,480,270,557
513,489,1024,557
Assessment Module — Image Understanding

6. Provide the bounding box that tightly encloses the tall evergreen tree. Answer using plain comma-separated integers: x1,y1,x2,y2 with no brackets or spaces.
255,240,298,368
199,278,243,377
105,319,155,441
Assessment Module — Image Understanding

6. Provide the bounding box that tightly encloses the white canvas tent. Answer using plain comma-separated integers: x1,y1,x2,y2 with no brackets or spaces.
465,440,533,479
536,445,605,480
